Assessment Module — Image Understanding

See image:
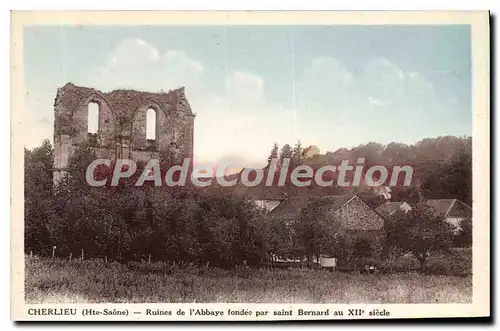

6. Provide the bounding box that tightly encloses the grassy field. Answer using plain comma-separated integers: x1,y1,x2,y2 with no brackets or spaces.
25,257,472,304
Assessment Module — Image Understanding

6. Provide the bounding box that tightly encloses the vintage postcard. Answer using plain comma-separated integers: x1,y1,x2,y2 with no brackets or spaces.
11,11,490,321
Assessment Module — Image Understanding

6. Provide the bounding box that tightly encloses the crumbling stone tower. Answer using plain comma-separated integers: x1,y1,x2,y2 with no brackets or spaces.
53,83,195,185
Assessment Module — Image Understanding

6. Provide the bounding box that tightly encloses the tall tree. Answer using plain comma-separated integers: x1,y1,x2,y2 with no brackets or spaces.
421,150,472,206
279,144,293,164
386,205,455,272
294,198,341,268
267,142,279,167
454,216,472,247
291,140,303,166
24,139,54,255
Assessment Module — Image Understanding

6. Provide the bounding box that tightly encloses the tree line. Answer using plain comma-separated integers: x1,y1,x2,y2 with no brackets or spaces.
261,136,472,206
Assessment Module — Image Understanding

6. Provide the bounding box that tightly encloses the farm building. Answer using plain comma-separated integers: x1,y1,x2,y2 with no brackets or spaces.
424,199,472,231
375,201,412,218
268,194,386,266
301,145,321,158
270,194,385,232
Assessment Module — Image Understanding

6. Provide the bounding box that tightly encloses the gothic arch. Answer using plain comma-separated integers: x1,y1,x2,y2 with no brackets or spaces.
71,92,117,146
131,100,175,151
73,92,116,119
131,100,169,120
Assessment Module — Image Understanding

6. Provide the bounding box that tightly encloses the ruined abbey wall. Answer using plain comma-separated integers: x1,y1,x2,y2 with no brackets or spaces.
53,83,195,184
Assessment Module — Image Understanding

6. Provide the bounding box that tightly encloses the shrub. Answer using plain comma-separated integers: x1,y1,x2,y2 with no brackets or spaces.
424,254,472,276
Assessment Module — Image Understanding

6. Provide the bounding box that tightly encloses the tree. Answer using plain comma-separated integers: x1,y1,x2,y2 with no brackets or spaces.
382,142,411,164
293,198,341,268
24,139,54,255
352,234,382,260
267,143,279,167
279,144,293,164
291,140,303,166
421,151,472,206
194,193,267,267
454,216,472,247
358,191,386,209
55,145,99,193
265,217,301,261
24,139,53,197
388,205,455,272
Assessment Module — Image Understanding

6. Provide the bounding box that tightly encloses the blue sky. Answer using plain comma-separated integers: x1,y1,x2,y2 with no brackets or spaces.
24,25,471,167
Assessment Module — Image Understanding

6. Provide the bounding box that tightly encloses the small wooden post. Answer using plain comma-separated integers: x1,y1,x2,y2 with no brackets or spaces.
105,256,108,263
81,248,84,260
148,254,151,264
69,253,72,261
52,246,56,258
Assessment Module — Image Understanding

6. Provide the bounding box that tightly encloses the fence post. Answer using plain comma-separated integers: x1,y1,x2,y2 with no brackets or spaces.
148,254,151,264
105,256,108,263
69,253,72,261
52,246,56,258
81,248,84,260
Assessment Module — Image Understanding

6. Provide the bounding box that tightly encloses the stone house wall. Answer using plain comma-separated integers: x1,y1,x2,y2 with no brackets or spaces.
334,195,385,231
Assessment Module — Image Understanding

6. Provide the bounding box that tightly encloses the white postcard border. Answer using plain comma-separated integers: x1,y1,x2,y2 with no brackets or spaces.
10,10,490,321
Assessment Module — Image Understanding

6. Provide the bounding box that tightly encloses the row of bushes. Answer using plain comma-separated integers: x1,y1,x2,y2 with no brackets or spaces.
25,183,471,272
26,187,273,267
27,248,472,277
343,249,472,276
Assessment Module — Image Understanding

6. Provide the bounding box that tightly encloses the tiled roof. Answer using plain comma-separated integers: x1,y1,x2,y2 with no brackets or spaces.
424,199,472,217
424,199,457,216
375,201,406,218
270,194,353,219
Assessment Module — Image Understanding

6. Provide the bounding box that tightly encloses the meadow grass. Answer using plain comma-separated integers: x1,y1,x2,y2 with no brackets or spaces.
25,257,472,304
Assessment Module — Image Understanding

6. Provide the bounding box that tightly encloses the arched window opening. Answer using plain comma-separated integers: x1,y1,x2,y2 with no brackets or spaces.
146,108,156,140
87,102,99,134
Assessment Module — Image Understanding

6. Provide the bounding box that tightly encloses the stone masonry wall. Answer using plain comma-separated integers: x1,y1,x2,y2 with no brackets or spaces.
335,196,385,231
53,83,195,185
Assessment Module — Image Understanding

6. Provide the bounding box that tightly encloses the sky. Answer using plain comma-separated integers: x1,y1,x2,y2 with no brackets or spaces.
23,25,471,168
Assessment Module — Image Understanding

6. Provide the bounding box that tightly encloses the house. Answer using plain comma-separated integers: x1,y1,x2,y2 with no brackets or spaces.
424,199,472,231
302,145,321,158
269,194,386,265
244,187,287,213
375,201,412,218
270,194,385,232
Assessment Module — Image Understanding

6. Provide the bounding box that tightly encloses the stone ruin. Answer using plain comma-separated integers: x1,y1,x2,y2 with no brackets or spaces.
52,83,195,185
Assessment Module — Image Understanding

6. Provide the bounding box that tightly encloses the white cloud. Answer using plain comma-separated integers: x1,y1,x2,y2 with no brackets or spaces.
298,56,354,109
104,38,160,72
226,71,264,104
368,96,393,107
161,50,204,90
85,38,204,93
362,57,405,106
307,57,353,85
405,71,435,101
